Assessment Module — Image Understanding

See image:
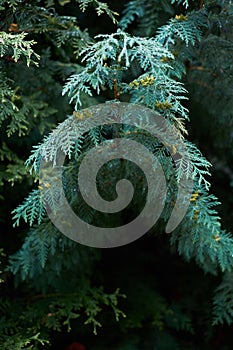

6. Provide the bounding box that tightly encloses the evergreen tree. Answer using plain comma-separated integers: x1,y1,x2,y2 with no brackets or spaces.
1,0,233,349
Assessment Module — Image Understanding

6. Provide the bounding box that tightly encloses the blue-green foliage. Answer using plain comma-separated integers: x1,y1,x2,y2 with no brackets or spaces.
213,272,233,325
1,0,233,348
12,189,45,227
170,0,191,8
10,0,233,330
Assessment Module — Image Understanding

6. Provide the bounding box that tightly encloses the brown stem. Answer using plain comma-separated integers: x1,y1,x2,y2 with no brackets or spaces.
27,292,73,303
113,79,119,100
1,55,23,64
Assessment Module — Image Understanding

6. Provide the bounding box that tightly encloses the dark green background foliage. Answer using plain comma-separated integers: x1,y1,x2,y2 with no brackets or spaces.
0,0,233,349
